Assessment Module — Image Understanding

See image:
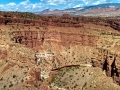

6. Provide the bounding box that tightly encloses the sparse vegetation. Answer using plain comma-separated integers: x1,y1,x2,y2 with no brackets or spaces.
9,83,13,87
0,77,3,81
0,11,120,90
3,85,6,89
13,75,16,78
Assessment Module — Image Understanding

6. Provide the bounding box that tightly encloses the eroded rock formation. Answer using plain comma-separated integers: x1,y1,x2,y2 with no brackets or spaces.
0,12,120,90
0,49,7,60
12,31,45,48
8,14,120,86
92,49,120,85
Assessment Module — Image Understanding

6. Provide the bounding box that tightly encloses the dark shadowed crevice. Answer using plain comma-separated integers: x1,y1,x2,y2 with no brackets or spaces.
103,57,107,72
92,54,120,85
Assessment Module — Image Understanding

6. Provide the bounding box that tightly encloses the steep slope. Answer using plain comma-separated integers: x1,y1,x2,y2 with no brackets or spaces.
0,12,120,90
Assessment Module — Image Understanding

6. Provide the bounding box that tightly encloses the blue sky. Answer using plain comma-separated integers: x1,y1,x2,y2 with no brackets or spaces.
0,0,120,12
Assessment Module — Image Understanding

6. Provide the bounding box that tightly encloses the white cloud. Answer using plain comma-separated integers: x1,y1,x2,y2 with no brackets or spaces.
73,4,83,8
6,2,16,6
32,3,43,9
45,0,114,6
0,0,45,11
47,0,66,5
19,0,30,6
64,3,74,9
0,4,4,8
92,0,111,5
93,1,101,5
0,0,118,11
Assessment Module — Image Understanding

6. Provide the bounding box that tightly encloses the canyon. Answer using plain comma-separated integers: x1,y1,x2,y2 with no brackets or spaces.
0,12,120,90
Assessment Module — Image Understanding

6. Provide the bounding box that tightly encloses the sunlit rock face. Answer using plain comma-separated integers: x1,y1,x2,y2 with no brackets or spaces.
0,12,120,90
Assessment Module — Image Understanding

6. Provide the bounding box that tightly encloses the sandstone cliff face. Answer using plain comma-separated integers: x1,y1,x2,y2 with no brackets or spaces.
0,12,120,90
0,27,51,90
9,15,120,86
12,31,99,48
12,31,45,48
92,48,120,85
0,14,119,30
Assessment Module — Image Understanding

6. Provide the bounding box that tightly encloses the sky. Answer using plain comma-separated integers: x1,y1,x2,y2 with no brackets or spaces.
0,0,120,12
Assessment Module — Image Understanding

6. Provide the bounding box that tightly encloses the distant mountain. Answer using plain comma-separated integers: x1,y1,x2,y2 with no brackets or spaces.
34,3,120,17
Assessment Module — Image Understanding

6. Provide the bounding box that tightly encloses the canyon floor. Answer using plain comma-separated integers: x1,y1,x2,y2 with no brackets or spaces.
0,12,120,90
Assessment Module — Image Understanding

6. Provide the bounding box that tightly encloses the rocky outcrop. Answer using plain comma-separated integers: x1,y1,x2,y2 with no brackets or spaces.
0,12,119,30
0,13,119,31
29,68,41,81
12,30,99,48
12,31,45,48
0,12,120,89
0,49,7,60
107,20,120,31
92,49,120,85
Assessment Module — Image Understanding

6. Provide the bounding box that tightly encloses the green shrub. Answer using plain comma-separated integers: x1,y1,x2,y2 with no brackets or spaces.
13,75,16,78
9,83,13,87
